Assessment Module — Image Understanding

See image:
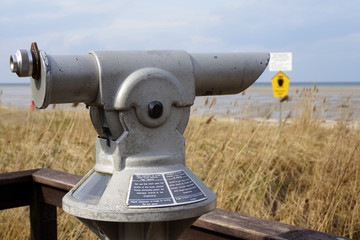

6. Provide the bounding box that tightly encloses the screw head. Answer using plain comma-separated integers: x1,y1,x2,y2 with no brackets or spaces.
148,101,163,119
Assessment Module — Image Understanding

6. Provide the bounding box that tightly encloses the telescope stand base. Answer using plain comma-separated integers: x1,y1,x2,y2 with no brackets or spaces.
79,217,198,240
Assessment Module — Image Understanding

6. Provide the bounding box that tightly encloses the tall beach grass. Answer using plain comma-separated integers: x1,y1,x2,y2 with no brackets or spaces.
0,87,359,239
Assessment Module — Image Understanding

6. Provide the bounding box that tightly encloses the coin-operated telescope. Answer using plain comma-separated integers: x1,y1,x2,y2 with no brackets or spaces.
10,42,269,240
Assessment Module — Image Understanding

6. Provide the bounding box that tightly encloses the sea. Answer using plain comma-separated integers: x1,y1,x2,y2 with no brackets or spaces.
1,82,360,121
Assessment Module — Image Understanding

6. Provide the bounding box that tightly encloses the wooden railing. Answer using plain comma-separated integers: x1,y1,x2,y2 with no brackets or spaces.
0,168,351,240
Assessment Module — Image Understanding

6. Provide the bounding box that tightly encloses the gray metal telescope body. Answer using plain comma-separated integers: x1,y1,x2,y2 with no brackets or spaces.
10,45,269,240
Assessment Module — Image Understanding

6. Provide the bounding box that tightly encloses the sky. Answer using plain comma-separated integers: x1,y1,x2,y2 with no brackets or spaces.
1,0,360,84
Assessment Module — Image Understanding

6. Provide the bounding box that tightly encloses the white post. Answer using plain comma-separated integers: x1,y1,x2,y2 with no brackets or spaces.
279,100,282,137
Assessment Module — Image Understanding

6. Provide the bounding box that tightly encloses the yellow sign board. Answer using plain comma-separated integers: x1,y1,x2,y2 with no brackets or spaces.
271,71,289,97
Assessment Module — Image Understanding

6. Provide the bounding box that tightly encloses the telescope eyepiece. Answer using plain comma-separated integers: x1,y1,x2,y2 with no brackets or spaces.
10,42,41,79
10,49,34,77
10,54,18,73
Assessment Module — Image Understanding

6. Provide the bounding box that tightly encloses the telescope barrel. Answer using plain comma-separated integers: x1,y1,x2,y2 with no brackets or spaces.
31,53,99,108
10,46,268,109
190,52,269,96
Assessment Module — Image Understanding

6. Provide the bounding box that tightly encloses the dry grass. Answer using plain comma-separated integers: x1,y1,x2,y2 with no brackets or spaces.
0,89,360,239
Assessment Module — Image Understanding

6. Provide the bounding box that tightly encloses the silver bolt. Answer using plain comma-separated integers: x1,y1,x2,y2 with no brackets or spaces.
10,49,34,77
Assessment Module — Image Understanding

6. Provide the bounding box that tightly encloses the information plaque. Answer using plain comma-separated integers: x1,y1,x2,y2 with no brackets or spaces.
269,52,292,72
127,170,207,208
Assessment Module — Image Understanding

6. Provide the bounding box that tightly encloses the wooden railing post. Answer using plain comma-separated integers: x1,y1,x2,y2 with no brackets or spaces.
30,184,57,240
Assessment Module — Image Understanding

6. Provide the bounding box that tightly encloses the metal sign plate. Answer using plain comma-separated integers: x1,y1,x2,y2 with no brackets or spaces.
272,71,290,97
127,170,207,208
269,52,292,72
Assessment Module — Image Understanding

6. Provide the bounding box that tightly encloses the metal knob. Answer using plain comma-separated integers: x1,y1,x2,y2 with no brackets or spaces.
148,101,163,119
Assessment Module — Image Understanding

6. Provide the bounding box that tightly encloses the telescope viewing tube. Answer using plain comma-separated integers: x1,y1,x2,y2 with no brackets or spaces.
10,45,269,110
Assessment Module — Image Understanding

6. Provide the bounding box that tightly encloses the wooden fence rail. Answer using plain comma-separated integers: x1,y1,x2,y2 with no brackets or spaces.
0,168,351,240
